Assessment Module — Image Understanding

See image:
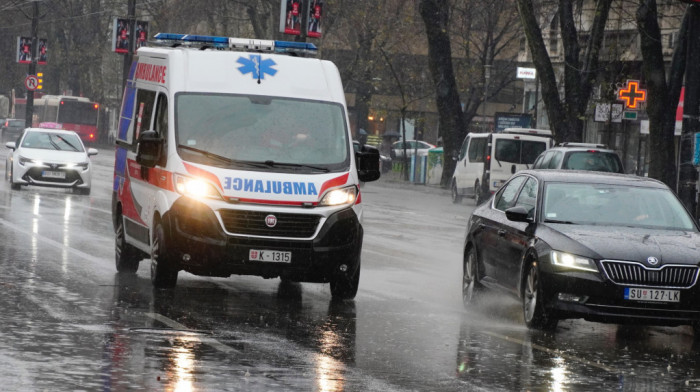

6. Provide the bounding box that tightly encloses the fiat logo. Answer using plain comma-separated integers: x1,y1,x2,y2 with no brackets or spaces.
265,214,277,228
647,256,659,266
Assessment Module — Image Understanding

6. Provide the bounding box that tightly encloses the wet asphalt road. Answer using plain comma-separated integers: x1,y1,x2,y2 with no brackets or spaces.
1,147,700,391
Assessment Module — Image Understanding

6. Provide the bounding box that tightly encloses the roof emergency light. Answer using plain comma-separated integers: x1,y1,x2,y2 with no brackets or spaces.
153,33,317,56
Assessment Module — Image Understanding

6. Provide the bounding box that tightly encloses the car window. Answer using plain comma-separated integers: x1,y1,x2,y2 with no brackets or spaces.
494,176,527,211
563,151,623,172
514,177,538,218
522,141,548,164
534,151,553,169
547,151,564,169
542,182,696,230
468,137,487,163
9,120,25,127
459,136,470,160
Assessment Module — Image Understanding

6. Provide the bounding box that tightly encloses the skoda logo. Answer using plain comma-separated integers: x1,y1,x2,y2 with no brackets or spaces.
265,214,277,228
647,256,659,266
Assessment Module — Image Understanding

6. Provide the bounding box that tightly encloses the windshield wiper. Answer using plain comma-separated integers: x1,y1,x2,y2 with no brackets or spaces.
264,160,329,172
54,135,80,151
544,219,576,224
179,145,236,165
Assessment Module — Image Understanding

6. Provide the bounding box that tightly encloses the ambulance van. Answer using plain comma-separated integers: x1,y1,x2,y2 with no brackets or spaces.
450,128,553,205
112,33,380,299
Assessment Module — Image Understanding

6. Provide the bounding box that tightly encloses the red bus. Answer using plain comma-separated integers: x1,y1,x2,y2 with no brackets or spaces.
13,95,100,144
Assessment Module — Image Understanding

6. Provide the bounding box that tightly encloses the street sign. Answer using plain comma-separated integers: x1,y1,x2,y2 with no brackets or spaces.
24,75,38,91
617,80,646,109
516,67,536,79
623,111,638,120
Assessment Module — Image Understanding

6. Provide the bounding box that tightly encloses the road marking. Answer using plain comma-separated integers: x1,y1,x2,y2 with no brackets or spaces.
482,330,619,374
145,312,241,355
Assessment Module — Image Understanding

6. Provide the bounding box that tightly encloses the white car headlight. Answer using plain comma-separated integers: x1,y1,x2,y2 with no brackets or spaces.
174,174,222,200
19,156,41,166
551,250,598,272
318,185,357,207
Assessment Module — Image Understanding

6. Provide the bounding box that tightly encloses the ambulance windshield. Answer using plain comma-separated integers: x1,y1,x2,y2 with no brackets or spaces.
176,93,350,172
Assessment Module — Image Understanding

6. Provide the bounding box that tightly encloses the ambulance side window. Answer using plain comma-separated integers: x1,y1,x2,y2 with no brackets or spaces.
132,89,156,151
154,93,168,166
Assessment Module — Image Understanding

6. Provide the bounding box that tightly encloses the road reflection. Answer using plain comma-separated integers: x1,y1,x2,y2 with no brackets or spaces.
103,274,358,391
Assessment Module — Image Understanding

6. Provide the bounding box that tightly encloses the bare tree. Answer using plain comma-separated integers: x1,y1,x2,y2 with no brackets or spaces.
516,0,613,143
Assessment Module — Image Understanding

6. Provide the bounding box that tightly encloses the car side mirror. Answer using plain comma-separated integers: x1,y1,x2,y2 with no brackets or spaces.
505,206,533,223
5,141,16,150
356,145,381,182
136,130,163,168
87,148,99,156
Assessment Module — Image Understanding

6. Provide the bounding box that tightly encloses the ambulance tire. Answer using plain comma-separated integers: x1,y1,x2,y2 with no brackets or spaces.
330,257,360,300
151,221,178,288
115,214,141,273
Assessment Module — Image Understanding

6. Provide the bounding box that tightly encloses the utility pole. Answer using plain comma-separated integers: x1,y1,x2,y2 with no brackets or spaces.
680,3,700,215
25,1,39,127
121,0,136,90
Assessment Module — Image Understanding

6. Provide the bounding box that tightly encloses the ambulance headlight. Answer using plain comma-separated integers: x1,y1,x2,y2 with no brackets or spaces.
319,186,357,207
174,174,222,200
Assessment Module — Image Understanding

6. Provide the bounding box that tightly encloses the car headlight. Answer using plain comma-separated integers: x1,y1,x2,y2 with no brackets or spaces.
19,156,41,166
174,174,222,200
551,250,598,272
64,162,89,170
318,185,357,207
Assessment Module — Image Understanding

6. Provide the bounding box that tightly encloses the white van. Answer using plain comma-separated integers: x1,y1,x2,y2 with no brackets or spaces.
451,128,553,204
111,33,380,299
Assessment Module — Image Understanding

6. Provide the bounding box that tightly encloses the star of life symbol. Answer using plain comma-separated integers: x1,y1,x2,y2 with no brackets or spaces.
237,55,277,80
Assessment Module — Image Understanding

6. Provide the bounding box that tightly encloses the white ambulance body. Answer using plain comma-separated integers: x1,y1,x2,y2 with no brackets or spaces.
112,34,380,299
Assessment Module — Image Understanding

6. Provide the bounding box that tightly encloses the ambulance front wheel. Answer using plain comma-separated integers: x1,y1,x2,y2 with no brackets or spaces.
330,256,361,300
115,213,141,273
151,221,178,288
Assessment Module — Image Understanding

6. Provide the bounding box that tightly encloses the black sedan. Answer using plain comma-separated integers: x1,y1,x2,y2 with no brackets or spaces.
462,170,700,331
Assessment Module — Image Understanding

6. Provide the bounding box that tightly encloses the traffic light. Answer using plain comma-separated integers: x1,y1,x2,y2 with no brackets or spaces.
37,72,43,90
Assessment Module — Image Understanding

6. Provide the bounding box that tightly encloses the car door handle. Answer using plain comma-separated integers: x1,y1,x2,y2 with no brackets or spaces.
498,230,506,237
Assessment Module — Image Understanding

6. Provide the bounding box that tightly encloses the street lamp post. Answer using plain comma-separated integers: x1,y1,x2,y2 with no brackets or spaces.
483,64,492,120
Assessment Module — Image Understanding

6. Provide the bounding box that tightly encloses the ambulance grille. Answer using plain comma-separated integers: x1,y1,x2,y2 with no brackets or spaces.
601,260,699,289
219,210,320,238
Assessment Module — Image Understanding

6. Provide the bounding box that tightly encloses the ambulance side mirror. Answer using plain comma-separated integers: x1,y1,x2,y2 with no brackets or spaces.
356,145,381,182
136,130,163,168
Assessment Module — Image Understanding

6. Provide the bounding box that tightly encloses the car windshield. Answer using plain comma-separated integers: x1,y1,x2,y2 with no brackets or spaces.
20,131,84,152
563,151,622,172
543,182,696,230
175,93,350,172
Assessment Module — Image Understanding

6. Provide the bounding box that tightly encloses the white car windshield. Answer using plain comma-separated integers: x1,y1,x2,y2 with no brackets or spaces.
543,183,696,231
21,131,84,152
175,93,350,173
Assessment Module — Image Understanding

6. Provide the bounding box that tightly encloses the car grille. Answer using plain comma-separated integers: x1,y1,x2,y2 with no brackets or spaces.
25,167,83,184
218,210,321,238
601,260,699,289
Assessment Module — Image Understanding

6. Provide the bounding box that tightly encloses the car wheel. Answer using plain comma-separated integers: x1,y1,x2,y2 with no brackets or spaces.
474,181,484,205
9,167,20,190
523,261,558,330
451,180,462,204
150,221,178,288
115,215,141,273
462,247,483,307
330,256,360,300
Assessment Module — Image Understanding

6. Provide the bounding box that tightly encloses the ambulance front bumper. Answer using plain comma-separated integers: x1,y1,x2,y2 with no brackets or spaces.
162,197,363,283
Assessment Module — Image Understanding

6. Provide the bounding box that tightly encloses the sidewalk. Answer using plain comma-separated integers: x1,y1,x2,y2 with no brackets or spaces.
368,168,450,196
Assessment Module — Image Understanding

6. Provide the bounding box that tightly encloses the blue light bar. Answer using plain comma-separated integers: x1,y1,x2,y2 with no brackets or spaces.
154,33,317,55
154,33,229,48
273,40,318,52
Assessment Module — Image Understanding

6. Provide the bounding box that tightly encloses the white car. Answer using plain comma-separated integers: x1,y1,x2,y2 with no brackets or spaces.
391,140,436,158
5,127,98,195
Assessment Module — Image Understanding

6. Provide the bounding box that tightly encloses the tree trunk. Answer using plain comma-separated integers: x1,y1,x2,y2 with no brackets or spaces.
419,0,466,188
636,0,681,189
